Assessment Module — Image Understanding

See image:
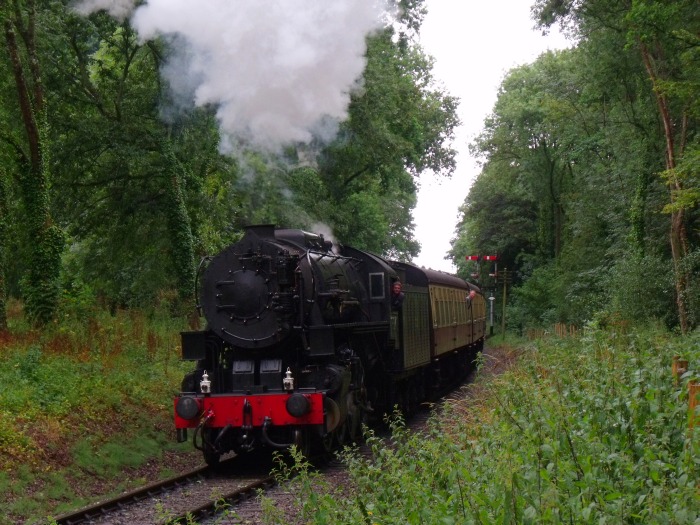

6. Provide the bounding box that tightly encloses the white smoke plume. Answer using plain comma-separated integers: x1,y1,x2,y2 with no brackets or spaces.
73,0,388,152
72,0,137,20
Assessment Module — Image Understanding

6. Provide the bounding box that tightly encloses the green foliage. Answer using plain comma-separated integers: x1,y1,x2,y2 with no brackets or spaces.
0,306,197,523
0,0,460,309
603,252,676,327
662,144,700,214
192,163,245,256
163,144,196,303
230,155,317,231
508,264,560,329
72,432,166,477
266,446,344,524
0,316,189,423
457,13,696,329
677,249,700,329
21,223,65,325
217,15,456,262
523,0,700,332
0,169,8,328
15,113,66,325
314,23,458,259
452,161,538,278
1,2,67,326
287,329,700,524
40,11,224,309
58,270,98,321
508,250,678,331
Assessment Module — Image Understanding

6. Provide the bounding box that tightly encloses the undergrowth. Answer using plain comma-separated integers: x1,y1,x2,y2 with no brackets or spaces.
276,327,700,524
3,301,698,524
0,302,197,524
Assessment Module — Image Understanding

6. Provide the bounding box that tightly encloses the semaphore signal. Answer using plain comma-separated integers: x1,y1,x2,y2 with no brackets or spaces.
466,254,499,283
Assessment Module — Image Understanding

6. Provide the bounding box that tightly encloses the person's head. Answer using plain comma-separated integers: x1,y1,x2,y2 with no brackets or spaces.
392,281,402,295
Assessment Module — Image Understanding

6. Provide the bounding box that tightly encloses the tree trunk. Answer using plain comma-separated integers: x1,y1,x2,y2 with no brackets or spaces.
4,1,64,325
639,41,689,333
164,145,195,306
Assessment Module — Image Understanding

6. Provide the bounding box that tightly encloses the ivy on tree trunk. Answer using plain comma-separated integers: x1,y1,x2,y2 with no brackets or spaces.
164,143,195,305
3,1,64,325
0,170,7,330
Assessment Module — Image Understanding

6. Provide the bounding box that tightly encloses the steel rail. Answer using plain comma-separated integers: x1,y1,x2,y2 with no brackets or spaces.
166,475,277,524
53,465,209,525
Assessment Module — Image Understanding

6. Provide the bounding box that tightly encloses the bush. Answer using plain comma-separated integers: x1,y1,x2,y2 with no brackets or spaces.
282,328,700,524
678,249,700,329
603,252,676,328
509,261,608,330
0,305,197,523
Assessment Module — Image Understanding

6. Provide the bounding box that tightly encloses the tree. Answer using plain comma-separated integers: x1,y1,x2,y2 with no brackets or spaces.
0,0,459,319
1,0,65,324
451,162,538,279
468,53,577,264
458,42,680,327
45,12,223,308
533,0,699,331
224,2,459,261
315,20,459,257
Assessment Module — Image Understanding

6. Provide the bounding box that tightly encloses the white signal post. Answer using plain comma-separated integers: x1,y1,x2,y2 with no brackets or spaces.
466,254,499,336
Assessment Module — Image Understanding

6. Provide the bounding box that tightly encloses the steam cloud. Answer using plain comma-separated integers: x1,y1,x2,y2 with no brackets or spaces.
73,0,387,152
73,0,135,20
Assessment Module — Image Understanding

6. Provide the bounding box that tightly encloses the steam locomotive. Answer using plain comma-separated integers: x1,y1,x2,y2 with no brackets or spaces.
174,225,486,465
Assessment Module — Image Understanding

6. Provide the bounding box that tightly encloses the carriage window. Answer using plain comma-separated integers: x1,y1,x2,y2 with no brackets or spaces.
369,273,385,299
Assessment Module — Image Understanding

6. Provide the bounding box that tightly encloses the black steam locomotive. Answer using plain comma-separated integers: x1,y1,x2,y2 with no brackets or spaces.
174,225,486,465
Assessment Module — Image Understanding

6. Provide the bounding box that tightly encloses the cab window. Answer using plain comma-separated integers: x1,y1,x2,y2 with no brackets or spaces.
369,273,385,299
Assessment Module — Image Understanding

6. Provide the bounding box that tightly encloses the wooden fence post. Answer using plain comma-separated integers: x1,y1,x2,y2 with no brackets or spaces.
672,355,689,385
689,382,699,430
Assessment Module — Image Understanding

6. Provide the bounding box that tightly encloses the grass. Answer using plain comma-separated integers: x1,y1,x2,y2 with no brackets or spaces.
270,326,700,524
0,299,200,524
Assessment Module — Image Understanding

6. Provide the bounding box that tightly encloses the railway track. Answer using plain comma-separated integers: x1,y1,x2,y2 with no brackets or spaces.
53,363,484,524
51,420,423,525
53,458,274,525
195,405,437,524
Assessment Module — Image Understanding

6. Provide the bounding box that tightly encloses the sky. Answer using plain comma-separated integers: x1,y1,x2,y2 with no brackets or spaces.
412,1,570,272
